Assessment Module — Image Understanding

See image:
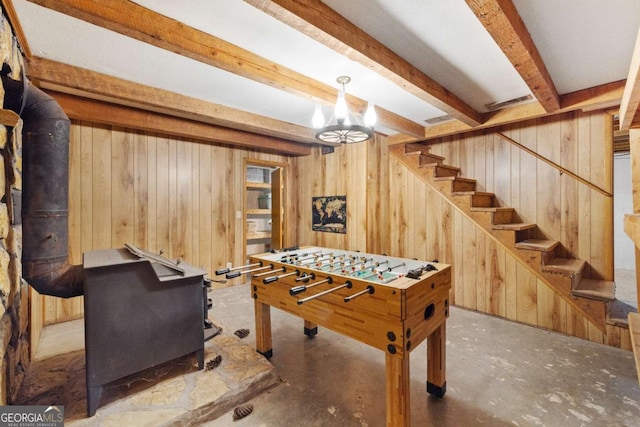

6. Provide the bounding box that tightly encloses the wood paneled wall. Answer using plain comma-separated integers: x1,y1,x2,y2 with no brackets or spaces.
289,134,391,254
430,112,613,281
38,121,291,325
292,110,626,349
40,111,627,349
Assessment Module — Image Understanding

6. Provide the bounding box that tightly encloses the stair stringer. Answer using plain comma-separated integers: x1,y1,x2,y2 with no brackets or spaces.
389,145,608,331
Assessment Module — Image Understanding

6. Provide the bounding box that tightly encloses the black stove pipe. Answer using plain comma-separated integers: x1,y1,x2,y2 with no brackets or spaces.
2,74,84,298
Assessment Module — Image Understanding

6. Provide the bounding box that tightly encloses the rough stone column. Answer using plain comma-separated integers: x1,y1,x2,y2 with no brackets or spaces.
0,12,27,404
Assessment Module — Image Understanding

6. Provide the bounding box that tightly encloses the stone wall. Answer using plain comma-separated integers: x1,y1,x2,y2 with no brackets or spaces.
0,12,27,404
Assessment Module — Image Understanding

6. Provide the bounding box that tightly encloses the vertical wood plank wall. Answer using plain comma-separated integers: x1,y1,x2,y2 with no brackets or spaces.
290,137,376,252
38,121,291,325
40,111,628,349
293,110,627,349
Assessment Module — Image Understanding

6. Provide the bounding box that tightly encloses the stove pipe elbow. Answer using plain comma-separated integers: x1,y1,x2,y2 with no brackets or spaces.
2,74,84,298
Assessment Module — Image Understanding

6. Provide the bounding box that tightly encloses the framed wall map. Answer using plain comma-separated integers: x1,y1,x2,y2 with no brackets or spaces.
312,196,347,234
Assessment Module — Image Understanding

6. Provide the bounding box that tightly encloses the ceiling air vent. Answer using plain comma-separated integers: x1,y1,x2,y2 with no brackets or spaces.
484,94,533,111
424,115,453,125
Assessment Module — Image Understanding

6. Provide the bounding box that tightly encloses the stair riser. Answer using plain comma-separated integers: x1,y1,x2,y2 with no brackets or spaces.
471,194,496,207
492,210,514,225
516,249,556,269
492,228,533,245
404,143,430,154
451,180,476,192
541,270,579,290
434,166,459,177
419,154,444,166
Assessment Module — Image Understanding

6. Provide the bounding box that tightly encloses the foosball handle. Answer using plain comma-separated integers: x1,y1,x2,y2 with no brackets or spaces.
215,268,229,275
263,276,278,284
289,285,305,296
226,271,241,279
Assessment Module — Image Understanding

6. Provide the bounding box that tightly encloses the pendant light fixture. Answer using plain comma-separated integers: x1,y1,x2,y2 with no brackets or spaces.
313,76,377,144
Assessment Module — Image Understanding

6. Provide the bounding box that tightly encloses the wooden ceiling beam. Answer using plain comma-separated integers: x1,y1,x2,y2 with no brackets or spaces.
245,0,482,127
465,0,560,112
27,0,423,137
389,80,625,144
620,25,640,130
49,90,311,156
27,56,318,144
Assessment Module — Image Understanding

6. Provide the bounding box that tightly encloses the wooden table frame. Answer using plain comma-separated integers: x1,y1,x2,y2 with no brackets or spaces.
249,249,450,427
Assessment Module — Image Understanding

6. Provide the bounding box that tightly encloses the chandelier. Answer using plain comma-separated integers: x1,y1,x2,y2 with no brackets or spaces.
312,76,377,144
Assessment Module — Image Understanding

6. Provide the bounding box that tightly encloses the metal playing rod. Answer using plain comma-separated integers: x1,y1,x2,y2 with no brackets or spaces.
344,285,375,302
295,273,315,282
280,250,321,263
387,262,406,271
330,259,356,272
253,266,285,278
243,265,272,274
348,259,389,279
297,281,353,305
289,276,333,296
295,252,332,264
298,253,338,267
215,262,261,275
263,269,300,284
225,264,271,279
331,256,368,273
339,258,373,272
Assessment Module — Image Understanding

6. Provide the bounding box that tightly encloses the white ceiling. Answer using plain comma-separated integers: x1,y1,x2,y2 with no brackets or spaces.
10,0,640,141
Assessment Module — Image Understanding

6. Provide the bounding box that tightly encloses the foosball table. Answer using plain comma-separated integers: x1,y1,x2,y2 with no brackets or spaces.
217,246,451,427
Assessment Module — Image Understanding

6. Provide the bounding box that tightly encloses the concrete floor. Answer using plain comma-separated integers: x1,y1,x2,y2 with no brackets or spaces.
205,283,640,427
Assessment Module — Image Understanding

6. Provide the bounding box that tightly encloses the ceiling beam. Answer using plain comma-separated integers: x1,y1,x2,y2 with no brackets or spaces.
388,80,625,144
27,56,318,144
245,0,482,127
464,0,560,112
620,25,640,130
49,90,311,156
27,0,424,137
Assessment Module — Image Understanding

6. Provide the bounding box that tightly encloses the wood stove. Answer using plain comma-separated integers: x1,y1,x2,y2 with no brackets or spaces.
83,245,206,416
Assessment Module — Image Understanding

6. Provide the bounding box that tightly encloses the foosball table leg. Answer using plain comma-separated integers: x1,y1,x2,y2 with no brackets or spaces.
385,352,410,427
254,299,273,359
303,319,318,338
426,322,446,397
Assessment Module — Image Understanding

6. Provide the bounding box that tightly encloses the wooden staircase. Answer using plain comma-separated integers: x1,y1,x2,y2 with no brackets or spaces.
390,142,630,332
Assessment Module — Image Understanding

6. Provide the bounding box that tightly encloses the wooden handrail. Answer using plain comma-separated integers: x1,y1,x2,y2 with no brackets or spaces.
497,132,612,197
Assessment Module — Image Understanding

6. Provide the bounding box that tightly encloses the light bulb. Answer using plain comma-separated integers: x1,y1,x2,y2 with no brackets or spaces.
334,88,348,124
312,105,325,128
364,102,377,128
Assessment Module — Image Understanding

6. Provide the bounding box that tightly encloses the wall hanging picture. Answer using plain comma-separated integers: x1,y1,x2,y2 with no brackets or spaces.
312,196,347,234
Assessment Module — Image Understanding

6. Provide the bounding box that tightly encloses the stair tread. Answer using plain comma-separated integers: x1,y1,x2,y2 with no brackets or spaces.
419,163,460,171
543,257,586,274
404,151,421,158
492,222,537,231
515,239,559,252
470,206,513,212
452,191,494,197
607,300,635,328
433,176,475,182
573,278,615,301
419,153,446,162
